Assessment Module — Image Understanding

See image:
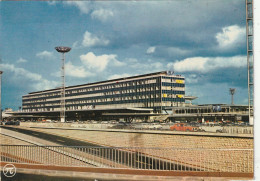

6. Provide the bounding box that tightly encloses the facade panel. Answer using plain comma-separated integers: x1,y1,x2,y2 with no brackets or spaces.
22,71,185,113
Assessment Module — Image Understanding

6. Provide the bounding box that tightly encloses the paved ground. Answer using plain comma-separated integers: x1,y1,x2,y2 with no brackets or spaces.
0,126,254,180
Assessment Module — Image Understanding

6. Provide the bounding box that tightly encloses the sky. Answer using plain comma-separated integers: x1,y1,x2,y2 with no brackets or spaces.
0,0,248,110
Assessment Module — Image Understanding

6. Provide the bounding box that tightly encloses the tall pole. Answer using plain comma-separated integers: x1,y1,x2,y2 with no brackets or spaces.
55,47,71,123
246,0,254,125
0,71,3,121
61,53,65,123
229,88,236,105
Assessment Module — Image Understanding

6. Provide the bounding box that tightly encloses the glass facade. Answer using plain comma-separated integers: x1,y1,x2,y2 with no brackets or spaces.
22,71,185,113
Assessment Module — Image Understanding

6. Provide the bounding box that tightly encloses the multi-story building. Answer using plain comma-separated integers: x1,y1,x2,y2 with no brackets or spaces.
22,71,185,115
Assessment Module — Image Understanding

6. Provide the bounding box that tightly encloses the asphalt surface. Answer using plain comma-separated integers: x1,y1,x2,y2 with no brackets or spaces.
1,126,99,147
0,126,193,171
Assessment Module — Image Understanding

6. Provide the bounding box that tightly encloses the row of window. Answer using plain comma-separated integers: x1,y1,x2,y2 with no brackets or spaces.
23,84,185,103
23,98,167,108
162,76,185,80
23,76,185,100
23,78,159,99
23,90,185,106
23,85,185,104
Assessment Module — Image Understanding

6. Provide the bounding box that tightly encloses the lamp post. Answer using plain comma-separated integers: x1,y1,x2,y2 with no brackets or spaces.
55,47,71,123
229,88,236,105
0,71,2,121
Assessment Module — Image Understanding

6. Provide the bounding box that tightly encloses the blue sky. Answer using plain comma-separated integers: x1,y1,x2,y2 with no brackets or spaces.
0,1,248,110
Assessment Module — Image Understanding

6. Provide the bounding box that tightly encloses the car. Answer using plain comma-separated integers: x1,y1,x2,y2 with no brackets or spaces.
148,123,162,130
170,123,199,132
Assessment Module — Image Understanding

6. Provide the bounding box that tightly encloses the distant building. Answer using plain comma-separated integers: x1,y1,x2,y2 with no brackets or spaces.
2,108,13,120
170,104,249,123
17,71,185,121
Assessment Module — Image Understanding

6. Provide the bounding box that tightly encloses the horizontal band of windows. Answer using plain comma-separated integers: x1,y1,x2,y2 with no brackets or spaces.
22,85,162,101
162,82,185,87
22,91,164,104
23,94,185,106
22,80,162,100
23,99,164,108
162,76,185,80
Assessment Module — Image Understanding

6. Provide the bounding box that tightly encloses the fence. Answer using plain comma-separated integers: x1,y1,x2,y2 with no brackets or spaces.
0,145,253,173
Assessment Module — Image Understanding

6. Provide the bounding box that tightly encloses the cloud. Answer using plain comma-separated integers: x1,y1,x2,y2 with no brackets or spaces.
65,61,94,78
80,52,124,72
169,56,246,73
123,58,164,74
108,73,131,80
82,31,109,47
146,46,156,54
216,25,245,49
72,41,80,49
111,59,126,67
91,9,114,22
166,47,190,56
1,63,59,90
185,74,199,84
17,58,27,63
186,82,248,105
150,62,163,69
36,51,54,59
47,1,57,6
64,1,92,14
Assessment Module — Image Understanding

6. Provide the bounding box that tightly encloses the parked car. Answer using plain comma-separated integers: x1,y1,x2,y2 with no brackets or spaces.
170,123,200,132
148,123,162,130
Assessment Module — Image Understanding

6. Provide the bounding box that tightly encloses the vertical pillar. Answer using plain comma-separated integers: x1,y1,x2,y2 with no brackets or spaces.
0,71,2,121
55,46,71,123
60,53,65,123
246,0,254,125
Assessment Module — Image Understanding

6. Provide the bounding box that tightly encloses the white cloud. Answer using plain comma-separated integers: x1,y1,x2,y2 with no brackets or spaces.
216,25,245,49
17,58,27,63
65,61,94,78
34,80,59,91
127,58,163,72
36,51,54,59
170,56,247,73
82,31,109,47
1,63,59,90
111,59,126,67
64,1,92,14
80,52,123,72
146,46,156,54
185,74,199,84
72,41,80,49
91,9,114,22
47,1,57,5
151,62,163,69
108,73,131,80
166,47,190,56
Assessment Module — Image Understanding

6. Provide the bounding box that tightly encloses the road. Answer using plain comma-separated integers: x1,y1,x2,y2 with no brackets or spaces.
1,126,195,171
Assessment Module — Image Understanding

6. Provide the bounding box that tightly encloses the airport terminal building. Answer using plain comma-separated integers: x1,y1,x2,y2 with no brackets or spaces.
19,71,185,121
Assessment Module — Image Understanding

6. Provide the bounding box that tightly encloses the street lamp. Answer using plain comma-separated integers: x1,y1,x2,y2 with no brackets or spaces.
55,46,71,123
0,71,3,121
229,88,236,105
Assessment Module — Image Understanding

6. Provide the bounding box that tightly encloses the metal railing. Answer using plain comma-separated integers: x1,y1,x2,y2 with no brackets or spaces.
0,145,253,173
